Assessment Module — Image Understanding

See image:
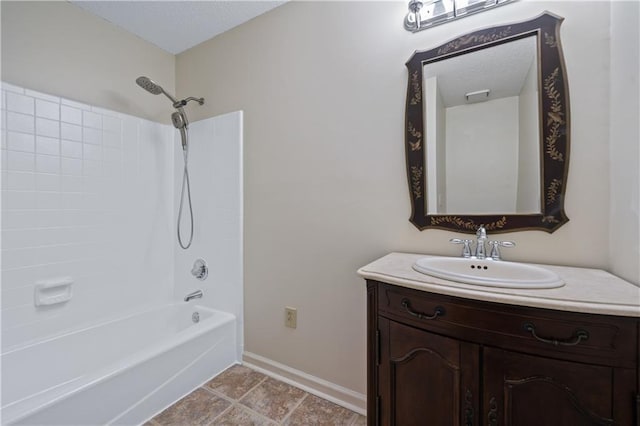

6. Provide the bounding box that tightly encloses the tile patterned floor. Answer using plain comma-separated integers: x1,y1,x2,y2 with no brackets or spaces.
146,365,366,426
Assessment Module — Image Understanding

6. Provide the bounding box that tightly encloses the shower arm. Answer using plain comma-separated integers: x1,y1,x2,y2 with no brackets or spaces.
157,89,202,109
172,97,205,108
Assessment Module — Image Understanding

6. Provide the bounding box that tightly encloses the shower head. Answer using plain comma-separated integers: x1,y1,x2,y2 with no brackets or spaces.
136,76,205,109
136,76,163,95
136,76,179,104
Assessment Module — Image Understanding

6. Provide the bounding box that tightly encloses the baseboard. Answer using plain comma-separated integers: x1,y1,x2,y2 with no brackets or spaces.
242,351,366,415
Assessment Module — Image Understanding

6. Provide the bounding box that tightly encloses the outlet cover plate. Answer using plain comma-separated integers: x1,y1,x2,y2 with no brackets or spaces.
285,307,297,328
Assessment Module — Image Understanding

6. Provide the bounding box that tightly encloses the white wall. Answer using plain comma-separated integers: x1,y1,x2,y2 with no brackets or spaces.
176,1,624,401
173,112,244,359
1,83,174,349
435,83,447,213
609,1,640,285
425,76,439,212
516,58,541,213
445,96,519,213
425,76,447,214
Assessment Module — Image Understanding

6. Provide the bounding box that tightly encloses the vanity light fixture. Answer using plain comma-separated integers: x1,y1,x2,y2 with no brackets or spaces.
404,0,518,32
465,89,490,103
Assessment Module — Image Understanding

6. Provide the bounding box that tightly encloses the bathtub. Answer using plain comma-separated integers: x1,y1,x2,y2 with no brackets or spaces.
1,303,237,425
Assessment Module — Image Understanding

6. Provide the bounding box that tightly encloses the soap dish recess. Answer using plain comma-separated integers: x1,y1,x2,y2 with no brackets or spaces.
34,277,73,307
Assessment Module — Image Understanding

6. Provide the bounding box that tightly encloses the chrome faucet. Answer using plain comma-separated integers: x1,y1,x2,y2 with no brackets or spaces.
451,225,515,260
475,225,487,259
449,238,473,258
184,289,203,302
488,240,516,260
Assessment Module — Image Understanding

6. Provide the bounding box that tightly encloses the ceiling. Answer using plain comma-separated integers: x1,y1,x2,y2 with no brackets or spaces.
424,36,537,108
70,1,287,55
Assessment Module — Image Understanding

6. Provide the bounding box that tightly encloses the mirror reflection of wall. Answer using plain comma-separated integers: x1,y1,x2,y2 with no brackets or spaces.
424,35,541,215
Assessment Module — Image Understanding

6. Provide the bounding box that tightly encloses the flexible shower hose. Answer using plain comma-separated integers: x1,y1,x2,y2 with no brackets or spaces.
177,144,194,249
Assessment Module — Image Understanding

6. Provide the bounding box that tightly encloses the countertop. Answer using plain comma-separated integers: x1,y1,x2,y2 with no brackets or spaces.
357,253,640,317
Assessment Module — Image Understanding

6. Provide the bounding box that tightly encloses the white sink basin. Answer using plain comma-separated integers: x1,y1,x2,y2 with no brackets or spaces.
412,257,564,289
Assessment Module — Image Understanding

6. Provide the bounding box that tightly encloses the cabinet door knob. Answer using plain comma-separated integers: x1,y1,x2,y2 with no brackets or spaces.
401,298,445,320
523,323,589,346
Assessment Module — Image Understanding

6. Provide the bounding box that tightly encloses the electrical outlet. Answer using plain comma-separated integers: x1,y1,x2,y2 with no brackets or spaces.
285,307,297,328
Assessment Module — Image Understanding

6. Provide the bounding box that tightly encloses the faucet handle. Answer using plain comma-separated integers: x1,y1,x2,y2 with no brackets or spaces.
488,240,515,260
450,238,474,258
191,259,208,280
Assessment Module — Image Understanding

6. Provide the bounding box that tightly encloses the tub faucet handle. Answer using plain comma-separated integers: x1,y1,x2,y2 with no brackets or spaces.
191,258,208,280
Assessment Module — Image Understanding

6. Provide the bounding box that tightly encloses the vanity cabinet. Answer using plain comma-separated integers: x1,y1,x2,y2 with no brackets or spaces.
367,281,639,426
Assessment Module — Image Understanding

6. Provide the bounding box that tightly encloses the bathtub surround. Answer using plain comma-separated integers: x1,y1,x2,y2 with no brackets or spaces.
0,83,244,424
173,111,244,361
1,83,175,349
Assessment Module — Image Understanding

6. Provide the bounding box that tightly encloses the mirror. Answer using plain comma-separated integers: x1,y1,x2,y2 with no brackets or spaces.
405,12,570,233
424,36,540,215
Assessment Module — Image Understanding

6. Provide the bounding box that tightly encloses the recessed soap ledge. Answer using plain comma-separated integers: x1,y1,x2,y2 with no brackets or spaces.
357,253,640,317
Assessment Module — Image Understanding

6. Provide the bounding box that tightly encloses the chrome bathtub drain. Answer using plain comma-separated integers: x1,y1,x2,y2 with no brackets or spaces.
192,312,200,323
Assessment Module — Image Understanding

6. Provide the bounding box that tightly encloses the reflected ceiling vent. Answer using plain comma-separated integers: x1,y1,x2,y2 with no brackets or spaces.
465,89,490,103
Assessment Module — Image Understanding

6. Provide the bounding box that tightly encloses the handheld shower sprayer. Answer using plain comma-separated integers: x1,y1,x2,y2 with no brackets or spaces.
171,111,188,150
136,76,205,250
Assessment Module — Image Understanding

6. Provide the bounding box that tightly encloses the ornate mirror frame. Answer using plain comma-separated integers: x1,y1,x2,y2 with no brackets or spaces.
405,12,570,233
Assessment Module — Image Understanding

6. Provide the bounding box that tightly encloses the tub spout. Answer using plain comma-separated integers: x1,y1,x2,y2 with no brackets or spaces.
184,290,203,302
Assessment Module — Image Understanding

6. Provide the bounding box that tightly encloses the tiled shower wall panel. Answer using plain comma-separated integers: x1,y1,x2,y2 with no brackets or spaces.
1,82,175,349
173,112,243,360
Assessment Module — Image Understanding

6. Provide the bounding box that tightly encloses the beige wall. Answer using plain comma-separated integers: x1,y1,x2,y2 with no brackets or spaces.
177,1,622,396
1,1,175,123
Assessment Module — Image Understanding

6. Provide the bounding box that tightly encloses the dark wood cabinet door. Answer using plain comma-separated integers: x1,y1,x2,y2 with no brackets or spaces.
483,347,636,426
378,318,479,426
